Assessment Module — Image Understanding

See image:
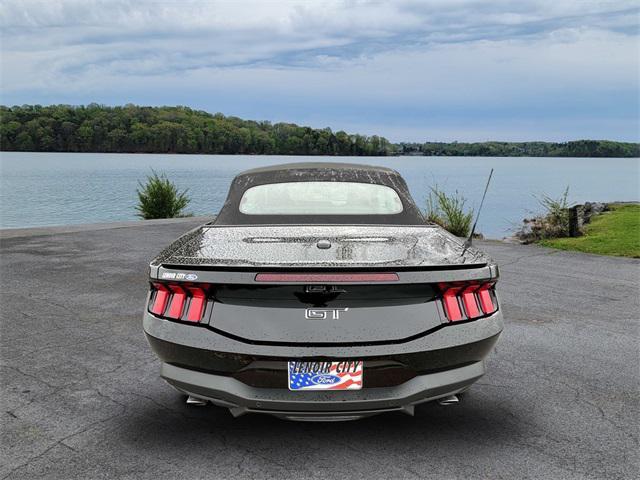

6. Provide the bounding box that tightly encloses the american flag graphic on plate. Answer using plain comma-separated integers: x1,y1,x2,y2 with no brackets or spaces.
288,361,363,390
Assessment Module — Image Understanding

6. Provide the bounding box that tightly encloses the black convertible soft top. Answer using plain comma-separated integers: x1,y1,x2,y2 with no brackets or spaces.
213,162,426,225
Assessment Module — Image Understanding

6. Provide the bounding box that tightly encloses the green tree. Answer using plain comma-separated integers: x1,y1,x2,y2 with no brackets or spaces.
1,104,637,157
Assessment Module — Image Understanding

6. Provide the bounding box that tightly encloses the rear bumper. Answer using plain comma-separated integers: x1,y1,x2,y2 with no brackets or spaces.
143,309,502,419
161,360,485,420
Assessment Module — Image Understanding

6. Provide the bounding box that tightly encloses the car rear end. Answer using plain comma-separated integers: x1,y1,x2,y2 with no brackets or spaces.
143,261,503,420
143,163,503,420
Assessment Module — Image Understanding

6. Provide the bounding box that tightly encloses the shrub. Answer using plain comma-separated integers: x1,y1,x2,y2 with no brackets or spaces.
136,170,191,219
425,190,445,227
535,186,570,237
514,186,572,242
426,186,474,237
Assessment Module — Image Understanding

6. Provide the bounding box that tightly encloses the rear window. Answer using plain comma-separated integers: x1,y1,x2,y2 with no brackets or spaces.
239,181,404,215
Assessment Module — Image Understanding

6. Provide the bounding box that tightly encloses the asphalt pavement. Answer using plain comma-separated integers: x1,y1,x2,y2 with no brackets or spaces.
1,219,638,480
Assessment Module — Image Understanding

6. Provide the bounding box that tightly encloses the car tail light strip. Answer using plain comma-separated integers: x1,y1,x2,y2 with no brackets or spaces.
439,282,497,322
149,283,207,323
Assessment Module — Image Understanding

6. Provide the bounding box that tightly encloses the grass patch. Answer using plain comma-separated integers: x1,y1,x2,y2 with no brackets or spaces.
539,204,640,258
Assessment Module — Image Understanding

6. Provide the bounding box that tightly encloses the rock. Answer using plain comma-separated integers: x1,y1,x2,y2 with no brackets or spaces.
502,235,525,244
582,202,608,224
508,201,615,244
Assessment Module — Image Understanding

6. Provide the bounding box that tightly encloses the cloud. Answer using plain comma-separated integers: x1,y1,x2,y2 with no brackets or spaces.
1,0,638,141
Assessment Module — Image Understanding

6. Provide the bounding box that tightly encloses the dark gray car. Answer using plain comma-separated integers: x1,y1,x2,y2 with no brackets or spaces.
143,162,503,420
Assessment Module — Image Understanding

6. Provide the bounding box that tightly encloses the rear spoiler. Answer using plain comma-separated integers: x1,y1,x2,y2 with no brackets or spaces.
150,264,499,285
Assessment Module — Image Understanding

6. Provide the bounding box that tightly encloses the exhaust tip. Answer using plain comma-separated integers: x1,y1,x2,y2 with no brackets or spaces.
186,395,208,406
438,395,459,406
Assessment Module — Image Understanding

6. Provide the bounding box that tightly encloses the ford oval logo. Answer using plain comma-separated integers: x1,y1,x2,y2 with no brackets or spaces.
310,374,340,385
185,274,198,281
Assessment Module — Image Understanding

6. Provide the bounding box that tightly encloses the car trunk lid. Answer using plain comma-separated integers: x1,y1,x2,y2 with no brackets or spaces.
150,224,496,345
152,224,491,269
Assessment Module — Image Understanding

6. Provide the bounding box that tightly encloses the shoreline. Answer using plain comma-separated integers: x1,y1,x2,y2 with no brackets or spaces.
0,216,214,240
2,150,639,159
0,217,509,241
3,203,638,243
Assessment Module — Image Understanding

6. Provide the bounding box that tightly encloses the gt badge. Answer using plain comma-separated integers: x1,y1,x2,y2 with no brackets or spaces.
304,308,349,320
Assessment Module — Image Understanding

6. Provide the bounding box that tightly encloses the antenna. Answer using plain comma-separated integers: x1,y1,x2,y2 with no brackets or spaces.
462,168,494,254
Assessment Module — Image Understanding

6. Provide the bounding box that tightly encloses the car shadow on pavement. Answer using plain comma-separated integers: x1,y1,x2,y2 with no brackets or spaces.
116,394,526,455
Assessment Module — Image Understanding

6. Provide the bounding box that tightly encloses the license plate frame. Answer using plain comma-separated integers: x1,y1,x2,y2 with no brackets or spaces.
288,360,363,391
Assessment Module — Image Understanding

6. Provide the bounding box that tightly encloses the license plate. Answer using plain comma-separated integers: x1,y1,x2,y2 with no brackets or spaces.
288,360,363,390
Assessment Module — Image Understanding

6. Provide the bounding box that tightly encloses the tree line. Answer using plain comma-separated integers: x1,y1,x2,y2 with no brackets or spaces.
0,104,392,156
396,140,639,158
1,104,638,157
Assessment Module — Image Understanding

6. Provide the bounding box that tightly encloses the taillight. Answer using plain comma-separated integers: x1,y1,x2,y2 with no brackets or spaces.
167,285,187,319
149,283,170,316
461,285,481,318
475,283,497,315
439,282,497,322
185,287,206,322
441,287,464,321
148,283,208,323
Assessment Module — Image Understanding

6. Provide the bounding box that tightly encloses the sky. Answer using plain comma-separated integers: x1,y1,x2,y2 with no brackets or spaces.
1,0,639,142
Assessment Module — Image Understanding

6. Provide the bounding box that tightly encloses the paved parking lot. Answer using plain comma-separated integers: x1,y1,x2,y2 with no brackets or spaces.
1,219,638,479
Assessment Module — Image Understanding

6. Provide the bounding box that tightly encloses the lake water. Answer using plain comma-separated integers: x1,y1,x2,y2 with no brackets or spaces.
1,152,638,238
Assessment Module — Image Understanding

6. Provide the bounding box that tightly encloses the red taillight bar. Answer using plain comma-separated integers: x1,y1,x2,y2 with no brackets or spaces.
441,287,464,322
461,285,481,319
185,287,206,322
254,272,399,283
150,283,170,316
476,282,496,314
167,285,187,319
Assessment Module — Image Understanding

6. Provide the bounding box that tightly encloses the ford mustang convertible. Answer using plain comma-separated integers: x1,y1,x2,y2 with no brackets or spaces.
143,162,503,420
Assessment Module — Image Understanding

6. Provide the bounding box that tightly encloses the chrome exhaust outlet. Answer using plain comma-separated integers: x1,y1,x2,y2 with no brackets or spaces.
438,395,459,406
401,405,415,416
186,395,208,406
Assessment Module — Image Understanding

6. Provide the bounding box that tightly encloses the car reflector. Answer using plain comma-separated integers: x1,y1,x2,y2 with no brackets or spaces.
254,272,399,283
